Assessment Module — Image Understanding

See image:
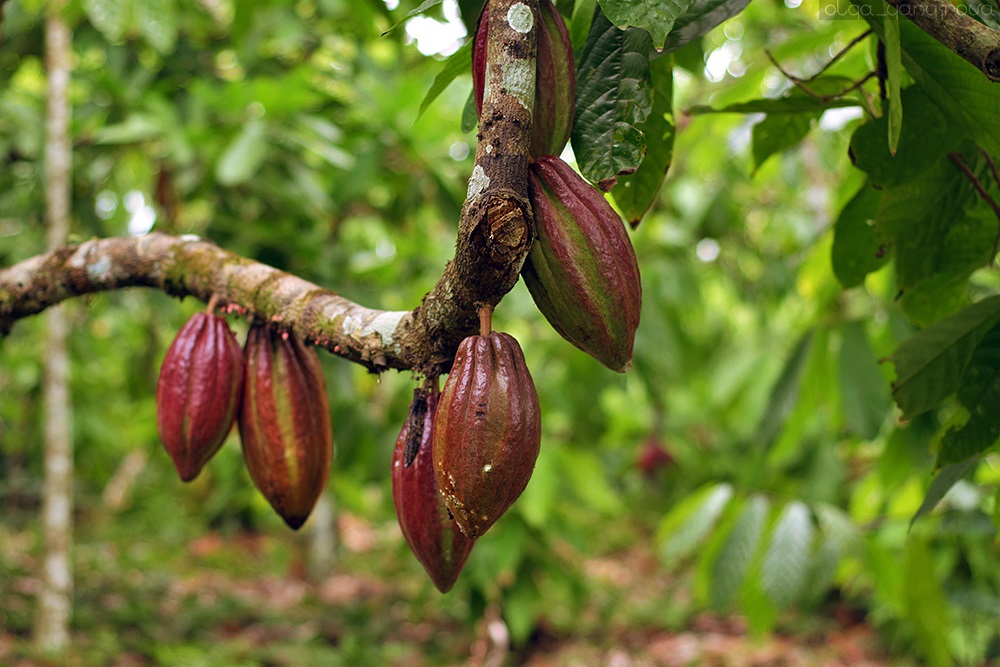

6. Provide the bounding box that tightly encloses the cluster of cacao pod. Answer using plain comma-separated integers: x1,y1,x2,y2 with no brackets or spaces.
473,0,642,372
156,305,332,530
391,310,541,592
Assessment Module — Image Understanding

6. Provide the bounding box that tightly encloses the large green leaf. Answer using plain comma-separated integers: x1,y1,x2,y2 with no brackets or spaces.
418,41,472,118
890,296,1000,418
710,495,769,610
660,0,751,54
134,0,178,55
83,0,130,42
830,182,886,288
848,86,956,188
875,149,997,324
754,330,813,447
572,9,653,183
937,321,1000,465
597,0,695,50
856,0,1000,156
612,54,673,226
656,483,734,568
883,12,901,156
216,121,270,186
761,501,814,607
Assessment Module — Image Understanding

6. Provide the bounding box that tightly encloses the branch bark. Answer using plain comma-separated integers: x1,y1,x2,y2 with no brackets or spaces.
0,0,539,379
885,0,1000,82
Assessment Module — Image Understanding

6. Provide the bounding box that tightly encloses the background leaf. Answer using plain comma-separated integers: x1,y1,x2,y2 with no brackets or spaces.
937,321,1000,465
761,501,813,607
597,0,695,50
831,182,886,288
659,0,751,54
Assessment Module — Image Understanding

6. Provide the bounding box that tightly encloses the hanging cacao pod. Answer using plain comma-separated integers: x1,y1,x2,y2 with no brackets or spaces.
473,0,575,158
156,312,243,482
238,323,333,530
433,332,541,539
392,387,476,593
523,154,642,372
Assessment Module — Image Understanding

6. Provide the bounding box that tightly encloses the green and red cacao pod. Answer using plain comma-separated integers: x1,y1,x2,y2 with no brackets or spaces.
433,332,541,539
473,0,575,158
392,387,476,593
523,154,642,372
238,323,333,530
156,312,243,482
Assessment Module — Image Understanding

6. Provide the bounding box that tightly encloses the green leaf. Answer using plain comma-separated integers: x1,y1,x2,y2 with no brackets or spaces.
216,121,270,186
83,0,130,42
134,0,178,55
848,86,955,188
572,9,654,183
418,41,472,118
710,495,769,610
875,150,997,324
461,90,478,133
761,501,814,607
838,321,891,439
559,449,623,514
883,13,901,156
751,112,815,172
937,322,1000,465
660,0,751,54
91,114,162,145
656,483,734,568
382,0,444,36
503,573,540,645
831,182,887,288
754,330,813,447
903,537,952,667
612,54,674,226
890,296,1000,418
687,79,861,115
598,0,695,50
570,0,598,51
855,0,1000,156
911,455,980,526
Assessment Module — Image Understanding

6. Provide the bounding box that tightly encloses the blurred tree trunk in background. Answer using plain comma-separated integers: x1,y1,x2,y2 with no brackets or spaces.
34,0,73,652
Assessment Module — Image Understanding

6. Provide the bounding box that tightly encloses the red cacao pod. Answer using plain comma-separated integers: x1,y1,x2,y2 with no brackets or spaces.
523,154,641,372
433,332,541,539
392,387,476,593
238,324,333,530
473,0,575,158
156,312,243,482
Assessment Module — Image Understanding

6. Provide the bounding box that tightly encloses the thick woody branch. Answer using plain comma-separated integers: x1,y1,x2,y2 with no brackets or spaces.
885,0,1000,81
0,0,539,378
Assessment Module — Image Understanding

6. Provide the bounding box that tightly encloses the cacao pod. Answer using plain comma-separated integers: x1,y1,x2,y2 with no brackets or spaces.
238,323,333,530
392,387,476,593
523,154,641,372
433,332,541,539
156,312,243,482
473,0,575,158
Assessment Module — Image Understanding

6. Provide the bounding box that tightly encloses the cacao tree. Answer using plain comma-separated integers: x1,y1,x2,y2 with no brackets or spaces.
2,0,1000,663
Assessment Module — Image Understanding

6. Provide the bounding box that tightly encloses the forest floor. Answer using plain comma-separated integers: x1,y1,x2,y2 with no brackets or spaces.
1,510,901,667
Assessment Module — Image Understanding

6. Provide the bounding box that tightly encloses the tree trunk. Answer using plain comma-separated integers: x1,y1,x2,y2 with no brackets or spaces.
34,0,74,652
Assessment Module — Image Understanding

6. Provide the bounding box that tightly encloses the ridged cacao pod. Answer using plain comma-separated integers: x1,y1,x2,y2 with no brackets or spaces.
523,154,642,372
392,387,476,593
473,0,575,158
156,312,243,482
238,324,333,530
433,332,541,539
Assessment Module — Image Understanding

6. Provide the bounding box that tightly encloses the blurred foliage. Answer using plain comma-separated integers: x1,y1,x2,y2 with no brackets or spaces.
2,0,1000,665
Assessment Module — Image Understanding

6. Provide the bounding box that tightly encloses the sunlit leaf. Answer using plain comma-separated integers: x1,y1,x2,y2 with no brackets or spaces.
890,296,1000,418
216,121,270,186
883,13,901,156
754,330,813,447
660,0,750,54
903,538,952,667
134,0,178,55
911,455,980,525
83,0,130,42
761,502,814,607
656,483,734,568
418,42,472,118
710,495,768,610
751,112,816,172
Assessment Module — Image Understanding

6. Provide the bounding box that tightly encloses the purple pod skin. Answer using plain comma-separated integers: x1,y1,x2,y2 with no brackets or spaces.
433,332,541,539
156,312,244,482
239,324,333,530
473,0,576,157
524,155,642,372
392,388,476,593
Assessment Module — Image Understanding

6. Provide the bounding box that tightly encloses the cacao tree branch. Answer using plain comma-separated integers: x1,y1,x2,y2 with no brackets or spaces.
884,0,1000,81
0,0,539,379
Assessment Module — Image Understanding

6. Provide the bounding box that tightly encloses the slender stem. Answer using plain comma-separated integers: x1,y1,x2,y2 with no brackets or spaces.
479,303,493,337
206,293,220,315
